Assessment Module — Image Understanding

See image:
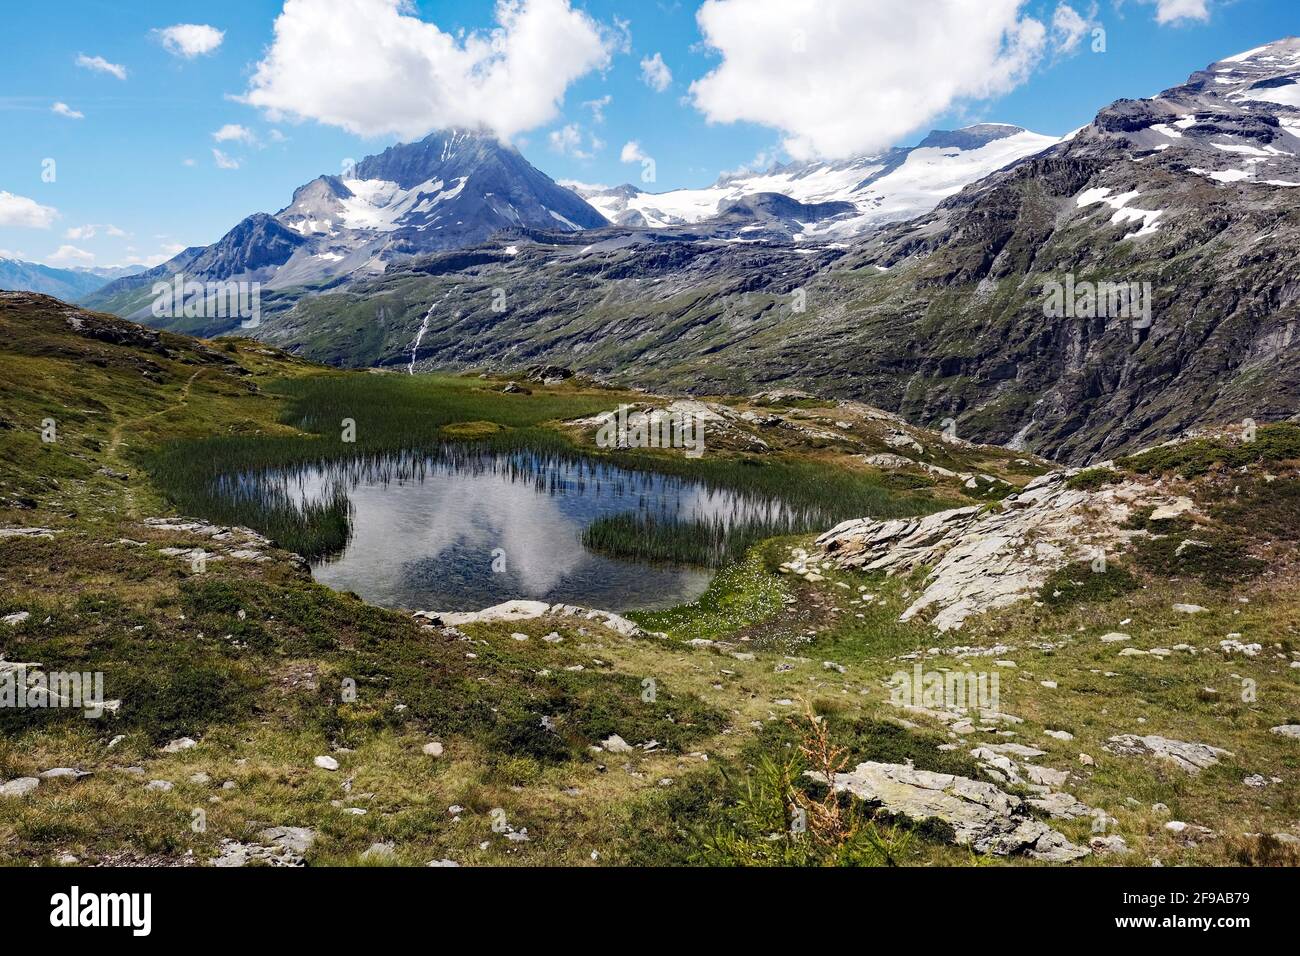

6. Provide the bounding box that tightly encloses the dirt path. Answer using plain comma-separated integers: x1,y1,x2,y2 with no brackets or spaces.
105,369,204,517
106,369,204,461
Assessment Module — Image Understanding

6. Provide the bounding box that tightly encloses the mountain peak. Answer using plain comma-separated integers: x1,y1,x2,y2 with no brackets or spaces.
917,124,1028,151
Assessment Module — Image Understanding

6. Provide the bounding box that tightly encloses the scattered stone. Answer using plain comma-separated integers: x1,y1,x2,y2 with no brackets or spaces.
601,735,634,754
39,768,90,780
313,755,340,771
1044,730,1074,741
1243,774,1269,788
1220,639,1261,657
260,826,316,856
161,736,197,753
422,741,444,757
1025,765,1070,788
213,827,315,868
144,780,174,792
2,612,31,627
1105,734,1233,774
1172,604,1208,615
0,777,40,798
1090,835,1130,855
1099,632,1131,643
361,842,395,861
1270,725,1300,740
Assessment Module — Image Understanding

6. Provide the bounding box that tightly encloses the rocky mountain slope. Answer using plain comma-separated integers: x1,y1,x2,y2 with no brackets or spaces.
227,38,1300,465
0,257,141,301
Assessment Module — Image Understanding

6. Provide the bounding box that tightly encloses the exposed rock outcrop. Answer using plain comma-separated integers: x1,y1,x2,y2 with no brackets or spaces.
814,469,1195,631
813,761,1089,862
414,600,651,639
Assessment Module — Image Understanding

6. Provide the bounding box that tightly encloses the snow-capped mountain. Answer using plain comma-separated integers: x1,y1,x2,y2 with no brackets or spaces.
268,128,608,286
1105,37,1300,186
237,37,1300,465
86,129,609,320
570,125,1060,239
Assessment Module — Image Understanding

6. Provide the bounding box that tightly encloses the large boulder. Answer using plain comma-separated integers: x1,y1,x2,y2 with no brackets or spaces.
813,761,1089,862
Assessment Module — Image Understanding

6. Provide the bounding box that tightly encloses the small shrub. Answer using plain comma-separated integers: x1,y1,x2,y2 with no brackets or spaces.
1040,562,1139,608
1066,468,1122,491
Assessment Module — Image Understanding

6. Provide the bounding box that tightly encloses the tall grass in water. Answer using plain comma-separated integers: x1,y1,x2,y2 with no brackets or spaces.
140,372,943,565
580,513,767,568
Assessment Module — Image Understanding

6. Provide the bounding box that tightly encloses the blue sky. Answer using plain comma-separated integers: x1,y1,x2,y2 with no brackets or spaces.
0,0,1295,269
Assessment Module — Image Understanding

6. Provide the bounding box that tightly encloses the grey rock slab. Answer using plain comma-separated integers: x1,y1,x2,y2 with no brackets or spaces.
1104,734,1233,773
814,761,1088,861
0,777,40,798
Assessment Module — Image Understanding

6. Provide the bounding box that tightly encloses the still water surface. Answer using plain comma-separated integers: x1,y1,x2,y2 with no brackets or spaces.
215,452,815,613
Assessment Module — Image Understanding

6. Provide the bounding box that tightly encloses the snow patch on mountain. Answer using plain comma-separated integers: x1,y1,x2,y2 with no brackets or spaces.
575,125,1058,238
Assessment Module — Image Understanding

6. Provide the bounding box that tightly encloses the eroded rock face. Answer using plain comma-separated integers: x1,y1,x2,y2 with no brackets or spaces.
815,761,1089,862
1104,734,1233,773
814,469,1194,631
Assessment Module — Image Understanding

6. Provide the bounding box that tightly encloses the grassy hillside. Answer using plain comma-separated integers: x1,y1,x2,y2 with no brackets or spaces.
2,293,1296,867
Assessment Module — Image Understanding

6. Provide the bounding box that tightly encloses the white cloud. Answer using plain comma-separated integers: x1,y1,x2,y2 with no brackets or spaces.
690,0,1047,160
52,101,85,120
549,124,596,159
155,24,226,58
1140,0,1211,25
65,224,127,240
76,54,127,80
213,123,257,144
241,0,613,141
118,243,187,268
0,192,59,229
722,146,781,179
1052,4,1090,53
640,52,672,92
583,94,612,124
212,148,241,170
46,245,96,266
182,158,197,167
620,141,649,164
550,124,581,154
